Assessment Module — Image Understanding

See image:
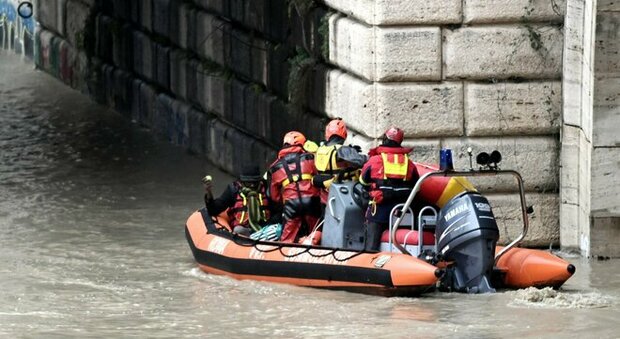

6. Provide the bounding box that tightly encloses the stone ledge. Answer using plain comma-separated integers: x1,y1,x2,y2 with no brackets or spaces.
329,14,441,82
464,0,566,24
444,25,563,80
323,0,462,25
465,81,561,136
442,136,560,193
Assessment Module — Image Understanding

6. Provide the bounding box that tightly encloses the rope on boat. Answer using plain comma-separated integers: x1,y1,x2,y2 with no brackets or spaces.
208,213,364,262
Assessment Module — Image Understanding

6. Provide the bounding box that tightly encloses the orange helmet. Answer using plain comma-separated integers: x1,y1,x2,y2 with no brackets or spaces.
325,119,348,141
283,131,307,147
384,127,404,144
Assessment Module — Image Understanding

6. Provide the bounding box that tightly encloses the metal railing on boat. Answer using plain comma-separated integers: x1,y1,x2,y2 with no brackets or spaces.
390,169,530,264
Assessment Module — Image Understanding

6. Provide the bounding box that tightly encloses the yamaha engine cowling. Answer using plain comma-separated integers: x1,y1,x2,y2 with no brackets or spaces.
436,192,499,293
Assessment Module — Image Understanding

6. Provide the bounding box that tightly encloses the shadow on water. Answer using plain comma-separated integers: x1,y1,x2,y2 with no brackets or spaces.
1,52,619,338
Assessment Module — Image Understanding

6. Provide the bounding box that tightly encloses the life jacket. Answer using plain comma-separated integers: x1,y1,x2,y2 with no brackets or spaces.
367,152,414,184
315,144,342,173
361,146,417,218
314,143,360,203
269,147,318,202
227,181,270,229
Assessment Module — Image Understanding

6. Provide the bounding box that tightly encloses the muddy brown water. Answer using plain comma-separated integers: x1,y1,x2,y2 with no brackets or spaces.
1,52,619,338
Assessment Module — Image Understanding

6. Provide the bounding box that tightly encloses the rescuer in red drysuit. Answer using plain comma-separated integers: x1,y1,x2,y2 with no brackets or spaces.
359,127,419,250
267,131,321,243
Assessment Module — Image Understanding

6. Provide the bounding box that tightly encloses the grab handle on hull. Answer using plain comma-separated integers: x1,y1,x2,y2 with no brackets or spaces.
390,169,529,265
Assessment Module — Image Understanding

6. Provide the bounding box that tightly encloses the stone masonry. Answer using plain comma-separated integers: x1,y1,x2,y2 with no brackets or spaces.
591,1,620,257
6,0,617,252
32,0,333,176
323,0,565,247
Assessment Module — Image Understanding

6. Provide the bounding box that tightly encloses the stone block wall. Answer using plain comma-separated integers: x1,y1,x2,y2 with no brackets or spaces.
28,0,619,250
32,0,333,175
321,0,565,247
591,3,620,257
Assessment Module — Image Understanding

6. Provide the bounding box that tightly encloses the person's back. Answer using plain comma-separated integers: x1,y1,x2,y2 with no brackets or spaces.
269,147,318,202
360,127,419,249
204,165,275,235
268,131,321,243
313,119,366,204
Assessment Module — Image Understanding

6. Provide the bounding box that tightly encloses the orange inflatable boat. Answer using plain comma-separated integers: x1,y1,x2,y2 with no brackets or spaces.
185,163,575,295
186,209,441,296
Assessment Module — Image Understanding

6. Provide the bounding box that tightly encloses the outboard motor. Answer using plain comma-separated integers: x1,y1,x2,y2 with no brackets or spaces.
436,192,499,293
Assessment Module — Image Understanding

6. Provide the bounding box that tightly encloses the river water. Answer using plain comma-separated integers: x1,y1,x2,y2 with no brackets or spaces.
0,52,618,338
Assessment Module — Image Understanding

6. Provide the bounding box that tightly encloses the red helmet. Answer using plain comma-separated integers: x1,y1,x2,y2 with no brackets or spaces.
283,131,307,147
325,119,348,141
384,127,404,144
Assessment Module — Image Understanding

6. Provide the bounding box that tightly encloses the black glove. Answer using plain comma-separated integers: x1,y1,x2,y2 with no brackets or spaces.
312,174,332,188
350,144,362,153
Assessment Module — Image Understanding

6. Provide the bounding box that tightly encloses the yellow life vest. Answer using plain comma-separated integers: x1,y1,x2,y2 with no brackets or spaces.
315,144,342,173
381,153,409,179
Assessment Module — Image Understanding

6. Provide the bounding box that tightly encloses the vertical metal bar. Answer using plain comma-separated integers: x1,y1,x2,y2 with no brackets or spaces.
493,170,529,263
390,172,438,256
417,206,438,256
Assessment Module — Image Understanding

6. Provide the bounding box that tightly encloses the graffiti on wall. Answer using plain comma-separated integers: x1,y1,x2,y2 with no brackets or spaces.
0,0,36,55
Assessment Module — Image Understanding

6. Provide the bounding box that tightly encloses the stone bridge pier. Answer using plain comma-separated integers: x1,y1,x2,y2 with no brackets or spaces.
0,0,618,256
